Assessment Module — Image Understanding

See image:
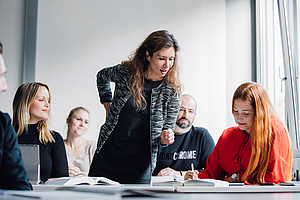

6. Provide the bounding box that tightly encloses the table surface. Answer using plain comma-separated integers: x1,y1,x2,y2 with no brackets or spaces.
1,182,300,200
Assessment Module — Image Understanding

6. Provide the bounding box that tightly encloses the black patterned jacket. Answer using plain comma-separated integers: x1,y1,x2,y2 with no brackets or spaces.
96,64,181,171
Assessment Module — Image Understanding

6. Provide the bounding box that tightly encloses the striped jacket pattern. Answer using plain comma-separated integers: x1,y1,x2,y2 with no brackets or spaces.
95,64,181,171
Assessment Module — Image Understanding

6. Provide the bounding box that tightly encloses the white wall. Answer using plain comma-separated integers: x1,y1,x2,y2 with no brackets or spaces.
0,0,252,143
0,0,25,114
226,0,252,128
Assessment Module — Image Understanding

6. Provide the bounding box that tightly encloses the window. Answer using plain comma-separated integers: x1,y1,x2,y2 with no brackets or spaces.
256,0,300,180
276,0,299,149
257,0,300,149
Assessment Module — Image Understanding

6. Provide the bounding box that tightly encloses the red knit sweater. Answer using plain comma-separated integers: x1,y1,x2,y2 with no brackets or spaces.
198,117,291,183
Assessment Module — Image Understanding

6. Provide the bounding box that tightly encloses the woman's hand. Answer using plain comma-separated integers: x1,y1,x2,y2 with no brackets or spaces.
68,166,86,177
157,167,181,176
184,170,199,180
160,129,175,145
103,102,111,118
225,173,240,183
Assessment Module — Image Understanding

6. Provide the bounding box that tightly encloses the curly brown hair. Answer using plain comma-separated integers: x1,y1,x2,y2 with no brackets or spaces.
122,30,181,111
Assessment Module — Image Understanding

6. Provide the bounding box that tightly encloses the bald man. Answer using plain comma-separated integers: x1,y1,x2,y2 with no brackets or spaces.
153,94,215,177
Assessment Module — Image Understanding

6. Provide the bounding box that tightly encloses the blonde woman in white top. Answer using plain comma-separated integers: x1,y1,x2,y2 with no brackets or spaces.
64,107,96,176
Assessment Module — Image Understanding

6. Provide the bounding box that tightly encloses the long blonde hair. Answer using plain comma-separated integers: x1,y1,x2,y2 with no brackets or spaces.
232,82,292,184
122,30,181,111
13,82,54,144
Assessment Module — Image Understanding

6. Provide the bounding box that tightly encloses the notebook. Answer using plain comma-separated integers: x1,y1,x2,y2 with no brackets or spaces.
151,176,229,187
19,144,41,185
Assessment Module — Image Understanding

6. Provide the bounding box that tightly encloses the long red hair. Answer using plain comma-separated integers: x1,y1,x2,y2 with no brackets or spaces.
232,82,292,183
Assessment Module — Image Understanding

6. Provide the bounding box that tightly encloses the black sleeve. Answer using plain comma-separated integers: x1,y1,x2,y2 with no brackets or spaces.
96,64,123,104
198,128,215,170
0,113,32,190
50,132,69,178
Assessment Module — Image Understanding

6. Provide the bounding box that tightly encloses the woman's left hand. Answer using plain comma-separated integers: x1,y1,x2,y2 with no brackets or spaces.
160,129,175,145
225,173,240,183
68,166,86,177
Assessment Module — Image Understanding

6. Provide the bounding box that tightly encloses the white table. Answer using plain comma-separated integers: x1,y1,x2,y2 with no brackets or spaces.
2,182,300,200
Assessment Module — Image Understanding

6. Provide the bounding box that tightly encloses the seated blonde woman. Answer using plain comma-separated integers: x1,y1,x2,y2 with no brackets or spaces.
64,107,96,176
13,82,69,183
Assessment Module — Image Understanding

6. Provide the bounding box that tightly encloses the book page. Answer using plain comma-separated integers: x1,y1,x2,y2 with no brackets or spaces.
94,177,121,186
45,176,121,186
151,175,184,184
151,177,229,187
64,177,96,186
183,179,229,187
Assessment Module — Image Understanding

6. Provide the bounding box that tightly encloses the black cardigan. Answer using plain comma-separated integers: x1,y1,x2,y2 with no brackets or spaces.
95,64,181,171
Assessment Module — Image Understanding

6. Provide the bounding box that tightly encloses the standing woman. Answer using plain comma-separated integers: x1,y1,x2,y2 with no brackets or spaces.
185,82,292,184
13,82,69,183
64,107,96,176
89,30,181,184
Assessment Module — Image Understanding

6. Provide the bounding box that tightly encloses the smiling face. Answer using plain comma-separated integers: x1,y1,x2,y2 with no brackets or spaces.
176,95,196,129
233,98,255,133
145,47,175,81
28,86,50,124
67,109,89,137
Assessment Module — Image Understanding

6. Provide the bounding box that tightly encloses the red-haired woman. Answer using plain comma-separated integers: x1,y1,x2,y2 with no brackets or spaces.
185,82,292,184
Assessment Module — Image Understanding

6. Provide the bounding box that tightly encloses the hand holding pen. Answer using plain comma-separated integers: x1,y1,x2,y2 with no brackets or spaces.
184,163,199,180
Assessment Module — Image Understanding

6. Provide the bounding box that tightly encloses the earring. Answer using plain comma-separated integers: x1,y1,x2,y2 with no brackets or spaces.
26,112,30,121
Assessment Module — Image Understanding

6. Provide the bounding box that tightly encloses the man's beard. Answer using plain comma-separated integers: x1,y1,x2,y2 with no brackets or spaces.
176,117,192,129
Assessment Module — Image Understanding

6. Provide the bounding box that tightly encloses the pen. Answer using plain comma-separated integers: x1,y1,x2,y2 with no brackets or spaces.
191,163,194,179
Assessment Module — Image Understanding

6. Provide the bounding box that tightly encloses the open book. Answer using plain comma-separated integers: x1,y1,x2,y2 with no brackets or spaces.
151,176,229,187
45,176,121,186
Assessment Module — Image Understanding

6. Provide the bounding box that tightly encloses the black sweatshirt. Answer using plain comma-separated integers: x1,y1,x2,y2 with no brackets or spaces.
17,123,69,183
